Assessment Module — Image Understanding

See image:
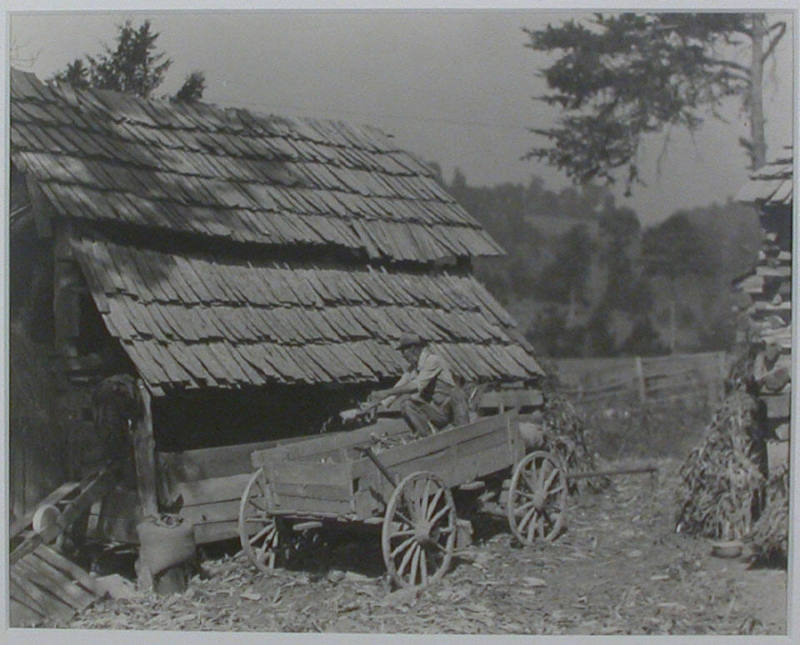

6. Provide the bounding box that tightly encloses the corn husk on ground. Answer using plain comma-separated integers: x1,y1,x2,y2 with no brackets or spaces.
748,463,789,564
674,389,766,540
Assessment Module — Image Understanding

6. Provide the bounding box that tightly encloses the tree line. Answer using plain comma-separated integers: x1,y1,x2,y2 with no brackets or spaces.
435,167,761,358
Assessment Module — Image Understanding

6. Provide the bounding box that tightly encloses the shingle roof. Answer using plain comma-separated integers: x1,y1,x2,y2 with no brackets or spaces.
736,148,793,207
71,232,541,394
10,67,502,262
11,68,542,393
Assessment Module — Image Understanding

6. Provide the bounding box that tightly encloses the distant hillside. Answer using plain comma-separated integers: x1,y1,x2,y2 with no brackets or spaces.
435,167,762,357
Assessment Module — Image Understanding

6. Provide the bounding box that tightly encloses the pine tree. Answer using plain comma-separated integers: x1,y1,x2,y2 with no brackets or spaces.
173,71,206,104
50,19,206,102
525,13,787,191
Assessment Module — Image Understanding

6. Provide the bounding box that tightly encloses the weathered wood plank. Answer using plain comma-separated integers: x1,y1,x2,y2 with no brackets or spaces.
352,413,513,474
271,482,353,504
158,435,312,482
11,465,118,564
15,556,92,611
10,597,45,627
762,392,791,419
26,553,96,610
267,459,353,489
11,565,76,622
35,545,100,595
356,424,515,499
10,569,47,615
252,417,408,467
178,499,241,525
132,381,158,518
193,520,239,545
478,389,543,411
10,481,82,539
168,473,251,507
266,494,352,516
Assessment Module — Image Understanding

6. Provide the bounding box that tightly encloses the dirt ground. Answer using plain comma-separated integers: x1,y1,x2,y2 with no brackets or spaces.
62,456,787,635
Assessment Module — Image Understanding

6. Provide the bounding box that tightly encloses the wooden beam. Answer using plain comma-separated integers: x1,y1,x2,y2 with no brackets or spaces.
24,175,54,239
53,222,82,358
10,465,117,564
132,381,159,518
10,481,83,540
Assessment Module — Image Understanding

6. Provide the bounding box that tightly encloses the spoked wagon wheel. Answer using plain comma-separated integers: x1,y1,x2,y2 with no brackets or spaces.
507,450,567,545
239,468,281,573
381,471,457,588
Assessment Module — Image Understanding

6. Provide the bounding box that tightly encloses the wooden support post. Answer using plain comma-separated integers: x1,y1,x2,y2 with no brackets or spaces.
634,356,646,404
25,175,54,239
53,222,82,360
132,381,158,519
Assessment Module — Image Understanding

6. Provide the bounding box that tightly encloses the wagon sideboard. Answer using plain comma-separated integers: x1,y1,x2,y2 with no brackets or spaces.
89,434,316,544
252,412,523,520
89,390,537,545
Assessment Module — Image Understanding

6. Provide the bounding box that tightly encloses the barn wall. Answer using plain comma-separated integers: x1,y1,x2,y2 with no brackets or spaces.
9,183,137,525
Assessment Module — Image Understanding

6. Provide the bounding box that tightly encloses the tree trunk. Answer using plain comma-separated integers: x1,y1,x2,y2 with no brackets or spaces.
748,14,767,170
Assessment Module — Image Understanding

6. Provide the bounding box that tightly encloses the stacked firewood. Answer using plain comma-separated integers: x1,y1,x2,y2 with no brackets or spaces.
733,229,792,438
729,225,791,560
735,232,792,327
674,389,766,540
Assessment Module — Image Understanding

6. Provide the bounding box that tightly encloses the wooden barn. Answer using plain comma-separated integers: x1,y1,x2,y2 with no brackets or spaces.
9,67,544,546
734,148,793,471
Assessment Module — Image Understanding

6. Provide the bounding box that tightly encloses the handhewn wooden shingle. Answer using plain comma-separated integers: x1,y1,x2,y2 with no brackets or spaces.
12,67,543,392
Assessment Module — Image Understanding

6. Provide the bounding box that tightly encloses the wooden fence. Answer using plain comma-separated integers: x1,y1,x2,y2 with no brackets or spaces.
552,351,729,408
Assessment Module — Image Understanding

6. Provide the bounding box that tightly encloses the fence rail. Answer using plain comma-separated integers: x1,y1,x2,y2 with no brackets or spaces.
552,351,729,408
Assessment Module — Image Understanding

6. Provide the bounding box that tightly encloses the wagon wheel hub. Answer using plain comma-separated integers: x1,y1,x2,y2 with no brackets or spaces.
532,490,547,510
414,521,432,543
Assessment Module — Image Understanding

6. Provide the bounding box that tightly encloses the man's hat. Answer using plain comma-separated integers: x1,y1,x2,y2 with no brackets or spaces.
396,332,425,350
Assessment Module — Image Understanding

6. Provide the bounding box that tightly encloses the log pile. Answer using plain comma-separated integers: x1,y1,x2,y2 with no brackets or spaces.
732,230,792,442
674,390,765,540
729,150,792,561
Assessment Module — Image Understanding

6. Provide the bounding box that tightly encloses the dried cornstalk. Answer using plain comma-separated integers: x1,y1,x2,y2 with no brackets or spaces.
540,379,606,492
674,389,766,539
748,463,789,564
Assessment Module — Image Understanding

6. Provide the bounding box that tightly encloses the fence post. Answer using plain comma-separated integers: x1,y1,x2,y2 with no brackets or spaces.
634,356,646,404
713,351,727,406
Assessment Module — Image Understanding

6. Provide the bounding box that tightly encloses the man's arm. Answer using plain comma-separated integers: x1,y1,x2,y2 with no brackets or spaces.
368,381,418,402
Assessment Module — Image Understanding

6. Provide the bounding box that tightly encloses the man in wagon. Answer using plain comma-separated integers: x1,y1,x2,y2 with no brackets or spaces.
367,332,470,436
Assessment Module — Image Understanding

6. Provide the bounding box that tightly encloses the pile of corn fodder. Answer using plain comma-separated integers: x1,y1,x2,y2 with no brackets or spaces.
748,463,789,564
539,375,607,493
675,389,765,539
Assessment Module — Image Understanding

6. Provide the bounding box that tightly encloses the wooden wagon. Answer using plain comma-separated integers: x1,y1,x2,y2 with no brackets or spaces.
238,411,568,588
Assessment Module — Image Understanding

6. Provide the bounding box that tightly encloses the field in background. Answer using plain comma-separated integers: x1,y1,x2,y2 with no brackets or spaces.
553,352,728,407
550,352,728,462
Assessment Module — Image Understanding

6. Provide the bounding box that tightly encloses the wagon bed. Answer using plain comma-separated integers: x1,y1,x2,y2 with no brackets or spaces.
239,411,568,587
254,412,523,519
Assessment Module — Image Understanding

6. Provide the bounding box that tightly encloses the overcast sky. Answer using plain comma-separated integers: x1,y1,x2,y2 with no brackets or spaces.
9,9,795,226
